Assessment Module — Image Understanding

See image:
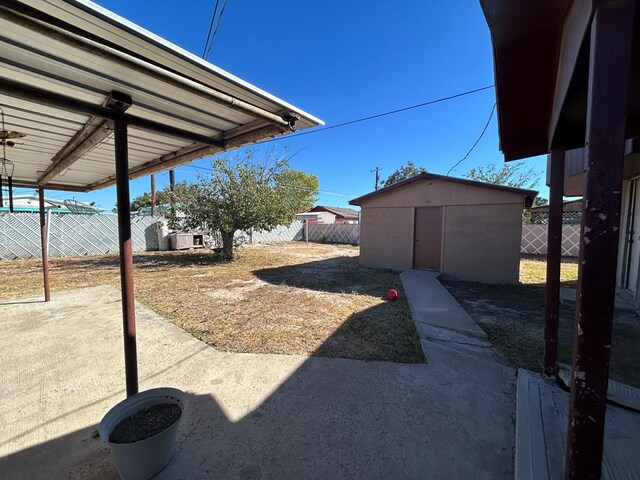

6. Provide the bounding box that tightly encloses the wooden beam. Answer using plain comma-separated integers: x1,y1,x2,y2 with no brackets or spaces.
548,0,594,148
38,93,131,186
544,149,565,377
565,1,635,478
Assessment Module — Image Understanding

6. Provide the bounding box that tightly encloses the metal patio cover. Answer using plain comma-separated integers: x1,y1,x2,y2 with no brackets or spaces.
0,0,323,191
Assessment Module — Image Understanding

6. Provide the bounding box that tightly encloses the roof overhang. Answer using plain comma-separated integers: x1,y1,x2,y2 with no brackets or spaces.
480,0,640,161
349,173,538,208
0,0,323,192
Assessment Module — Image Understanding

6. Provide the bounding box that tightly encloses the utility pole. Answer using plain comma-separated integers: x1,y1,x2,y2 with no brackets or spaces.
370,167,382,190
150,174,156,217
169,169,175,216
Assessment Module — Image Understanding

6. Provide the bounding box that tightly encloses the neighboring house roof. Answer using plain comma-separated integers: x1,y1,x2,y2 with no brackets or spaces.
311,206,359,218
349,173,538,208
0,195,104,213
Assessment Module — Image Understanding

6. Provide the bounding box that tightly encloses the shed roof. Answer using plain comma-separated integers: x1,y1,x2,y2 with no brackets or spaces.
349,172,538,207
0,0,323,192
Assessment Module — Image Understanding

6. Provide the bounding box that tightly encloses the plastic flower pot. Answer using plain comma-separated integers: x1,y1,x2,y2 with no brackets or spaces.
99,387,187,480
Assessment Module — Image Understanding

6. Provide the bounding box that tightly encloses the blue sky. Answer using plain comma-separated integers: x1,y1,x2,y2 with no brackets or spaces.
24,0,549,209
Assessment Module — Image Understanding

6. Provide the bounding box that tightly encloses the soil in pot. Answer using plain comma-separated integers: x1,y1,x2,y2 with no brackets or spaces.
109,403,182,444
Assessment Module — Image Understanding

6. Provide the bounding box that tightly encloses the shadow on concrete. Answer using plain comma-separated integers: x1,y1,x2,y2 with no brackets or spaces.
0,361,513,480
0,272,514,479
0,346,210,449
0,299,45,306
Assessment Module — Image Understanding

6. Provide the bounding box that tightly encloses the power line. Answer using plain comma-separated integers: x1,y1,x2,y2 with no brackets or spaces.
255,84,494,146
204,0,229,59
446,102,496,176
177,163,363,197
202,0,221,58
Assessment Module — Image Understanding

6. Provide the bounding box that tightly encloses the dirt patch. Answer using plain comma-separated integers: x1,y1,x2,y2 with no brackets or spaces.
441,256,640,388
0,242,423,363
109,403,181,444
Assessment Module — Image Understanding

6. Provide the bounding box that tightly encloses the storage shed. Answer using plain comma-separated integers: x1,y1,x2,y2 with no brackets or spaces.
350,173,537,283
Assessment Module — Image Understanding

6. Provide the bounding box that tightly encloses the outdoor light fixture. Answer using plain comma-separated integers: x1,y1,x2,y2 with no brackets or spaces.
0,106,26,212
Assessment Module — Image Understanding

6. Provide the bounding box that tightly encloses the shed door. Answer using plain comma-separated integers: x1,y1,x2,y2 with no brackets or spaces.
413,207,443,271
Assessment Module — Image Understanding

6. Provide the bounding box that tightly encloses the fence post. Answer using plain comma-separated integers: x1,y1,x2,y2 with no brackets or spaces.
303,220,308,243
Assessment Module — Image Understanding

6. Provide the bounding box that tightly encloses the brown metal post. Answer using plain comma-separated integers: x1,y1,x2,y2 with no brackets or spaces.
37,187,50,302
150,174,156,217
169,169,175,216
114,115,138,397
565,1,634,478
544,149,565,377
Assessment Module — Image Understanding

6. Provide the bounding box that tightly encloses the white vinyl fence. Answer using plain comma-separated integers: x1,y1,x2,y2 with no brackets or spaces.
238,221,305,244
2,212,578,260
521,224,581,257
0,212,160,260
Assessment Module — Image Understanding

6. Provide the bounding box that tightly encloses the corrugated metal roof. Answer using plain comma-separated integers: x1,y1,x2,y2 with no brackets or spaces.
0,0,323,191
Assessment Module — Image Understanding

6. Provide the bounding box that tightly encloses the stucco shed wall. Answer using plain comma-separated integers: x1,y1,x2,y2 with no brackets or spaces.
442,204,523,283
359,178,527,208
359,207,414,270
356,179,527,283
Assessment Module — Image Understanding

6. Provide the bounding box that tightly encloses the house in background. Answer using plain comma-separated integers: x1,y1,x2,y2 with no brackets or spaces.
350,173,536,284
309,206,359,224
551,142,640,307
0,195,104,214
296,205,360,224
529,198,582,224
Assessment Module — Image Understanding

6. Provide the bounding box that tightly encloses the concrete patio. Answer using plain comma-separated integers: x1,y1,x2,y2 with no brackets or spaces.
1,284,515,479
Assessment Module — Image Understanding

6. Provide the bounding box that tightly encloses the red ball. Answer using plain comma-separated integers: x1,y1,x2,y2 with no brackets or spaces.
387,289,398,302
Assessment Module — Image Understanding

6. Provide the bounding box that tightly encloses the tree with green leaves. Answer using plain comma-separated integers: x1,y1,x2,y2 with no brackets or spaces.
463,162,541,189
130,189,173,212
382,162,427,188
169,150,318,259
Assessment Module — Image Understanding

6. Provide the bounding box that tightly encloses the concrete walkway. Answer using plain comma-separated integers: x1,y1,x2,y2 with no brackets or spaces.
1,285,515,479
401,269,510,366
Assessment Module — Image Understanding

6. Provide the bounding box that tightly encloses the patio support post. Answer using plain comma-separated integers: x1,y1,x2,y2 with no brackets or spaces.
565,1,634,478
114,115,138,397
150,174,156,217
544,149,565,377
37,187,50,302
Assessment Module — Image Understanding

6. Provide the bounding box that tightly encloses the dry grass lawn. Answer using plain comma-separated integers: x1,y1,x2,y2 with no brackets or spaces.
441,255,640,388
0,242,424,363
